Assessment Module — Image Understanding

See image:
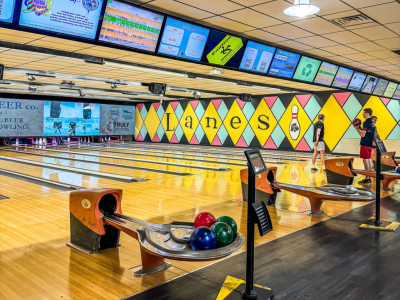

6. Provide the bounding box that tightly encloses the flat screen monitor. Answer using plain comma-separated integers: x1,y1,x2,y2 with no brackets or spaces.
313,62,339,86
202,30,246,68
99,104,135,135
361,75,379,94
332,67,354,89
19,0,104,39
158,17,209,61
0,0,16,23
43,101,100,136
239,41,276,74
99,0,164,52
244,149,267,175
293,56,322,82
348,71,367,91
372,78,389,96
383,82,398,98
392,84,400,100
268,49,300,78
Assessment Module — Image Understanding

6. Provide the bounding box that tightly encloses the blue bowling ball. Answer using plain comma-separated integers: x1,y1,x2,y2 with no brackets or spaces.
190,227,216,250
396,166,400,174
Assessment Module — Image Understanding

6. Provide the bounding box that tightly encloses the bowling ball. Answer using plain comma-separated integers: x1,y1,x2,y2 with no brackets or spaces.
194,212,216,228
353,118,362,127
210,222,234,248
216,216,238,235
396,166,400,174
190,227,216,251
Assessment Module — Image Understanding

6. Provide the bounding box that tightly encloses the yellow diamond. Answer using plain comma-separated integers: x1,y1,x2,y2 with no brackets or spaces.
355,96,396,139
161,104,179,141
180,103,200,142
317,95,350,151
135,107,143,139
200,102,222,143
249,99,277,147
223,100,248,145
279,97,311,149
144,105,160,140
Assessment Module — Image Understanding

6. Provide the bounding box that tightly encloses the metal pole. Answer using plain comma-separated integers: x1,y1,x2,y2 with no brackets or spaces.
374,147,381,226
243,163,256,299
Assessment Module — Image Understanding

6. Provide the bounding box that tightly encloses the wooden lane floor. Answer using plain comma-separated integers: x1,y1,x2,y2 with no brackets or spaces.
0,144,392,299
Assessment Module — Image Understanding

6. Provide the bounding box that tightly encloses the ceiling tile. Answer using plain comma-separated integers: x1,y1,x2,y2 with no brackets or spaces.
377,65,400,71
323,10,362,20
199,16,255,32
314,0,354,16
242,29,288,43
366,50,400,59
351,26,398,41
342,53,376,61
291,17,345,35
348,41,386,52
385,22,400,35
341,0,395,9
383,57,400,64
361,59,391,67
263,24,314,39
295,36,339,48
143,0,214,20
177,0,243,14
359,2,400,24
222,8,282,28
252,0,315,22
345,61,369,69
302,48,337,57
374,37,400,50
330,56,353,64
321,45,359,55
230,0,275,6
321,31,367,44
275,40,313,51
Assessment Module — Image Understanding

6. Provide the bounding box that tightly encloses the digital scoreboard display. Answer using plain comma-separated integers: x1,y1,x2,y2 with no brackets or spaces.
313,62,339,86
239,41,275,74
158,17,209,61
202,30,246,68
348,72,367,91
99,0,164,52
392,84,400,100
268,49,300,78
0,0,16,23
361,75,379,94
372,78,389,96
293,56,321,82
383,82,398,98
19,0,104,39
332,67,354,89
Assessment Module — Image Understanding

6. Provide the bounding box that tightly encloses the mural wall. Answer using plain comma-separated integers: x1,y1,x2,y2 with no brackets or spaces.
134,92,400,152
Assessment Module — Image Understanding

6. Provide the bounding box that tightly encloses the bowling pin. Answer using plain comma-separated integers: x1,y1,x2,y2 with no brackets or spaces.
35,138,38,144
43,138,47,145
39,138,42,145
289,105,300,140
68,137,70,142
16,138,19,145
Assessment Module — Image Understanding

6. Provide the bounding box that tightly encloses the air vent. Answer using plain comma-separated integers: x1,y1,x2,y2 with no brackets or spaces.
392,49,400,56
329,14,375,28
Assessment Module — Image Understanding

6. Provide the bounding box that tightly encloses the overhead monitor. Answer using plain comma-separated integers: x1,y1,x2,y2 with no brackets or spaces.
332,67,354,89
99,0,164,52
158,17,209,61
361,75,379,94
383,82,398,98
392,84,400,100
372,78,389,96
239,41,276,74
313,62,339,86
100,104,135,135
348,71,367,91
293,56,321,82
19,0,104,39
268,49,300,78
202,30,246,68
0,0,16,23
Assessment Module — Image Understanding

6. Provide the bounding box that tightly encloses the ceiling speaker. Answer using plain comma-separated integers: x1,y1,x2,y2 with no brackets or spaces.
149,83,166,95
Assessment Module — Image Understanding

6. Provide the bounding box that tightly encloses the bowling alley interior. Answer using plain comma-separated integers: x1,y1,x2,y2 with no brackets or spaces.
1,0,400,299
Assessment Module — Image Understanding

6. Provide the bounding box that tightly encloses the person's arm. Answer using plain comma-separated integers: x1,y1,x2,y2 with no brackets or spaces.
314,128,321,146
353,123,366,137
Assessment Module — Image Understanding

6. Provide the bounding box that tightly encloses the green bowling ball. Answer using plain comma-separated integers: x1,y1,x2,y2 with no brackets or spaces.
216,216,237,235
210,222,234,247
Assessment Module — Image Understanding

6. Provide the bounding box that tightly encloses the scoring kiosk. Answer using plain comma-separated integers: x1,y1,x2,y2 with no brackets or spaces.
227,149,274,300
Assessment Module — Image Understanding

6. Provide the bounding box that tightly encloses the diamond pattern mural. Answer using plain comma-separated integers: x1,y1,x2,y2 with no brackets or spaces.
135,92,400,152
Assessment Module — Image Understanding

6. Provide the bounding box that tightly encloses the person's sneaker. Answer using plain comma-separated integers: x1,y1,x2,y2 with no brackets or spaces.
311,167,318,171
358,178,372,184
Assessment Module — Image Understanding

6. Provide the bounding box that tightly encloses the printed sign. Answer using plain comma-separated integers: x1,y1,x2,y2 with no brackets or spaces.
100,104,135,135
206,35,243,66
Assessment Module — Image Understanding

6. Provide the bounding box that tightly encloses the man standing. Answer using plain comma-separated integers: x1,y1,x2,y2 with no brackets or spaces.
311,114,325,171
354,108,375,184
69,119,77,136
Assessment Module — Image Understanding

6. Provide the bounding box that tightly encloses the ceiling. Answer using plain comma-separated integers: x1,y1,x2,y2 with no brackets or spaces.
0,0,399,102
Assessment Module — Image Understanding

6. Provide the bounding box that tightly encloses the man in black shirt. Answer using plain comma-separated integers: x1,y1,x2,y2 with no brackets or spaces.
69,120,78,136
311,114,325,171
353,108,376,184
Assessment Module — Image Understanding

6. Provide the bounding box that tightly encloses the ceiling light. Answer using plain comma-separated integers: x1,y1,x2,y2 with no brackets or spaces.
111,83,118,89
284,0,320,17
209,67,224,76
29,85,36,92
193,91,201,99
28,75,37,81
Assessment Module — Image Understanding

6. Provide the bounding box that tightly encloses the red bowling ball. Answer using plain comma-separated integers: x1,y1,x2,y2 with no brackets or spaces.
194,212,216,228
353,118,362,127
